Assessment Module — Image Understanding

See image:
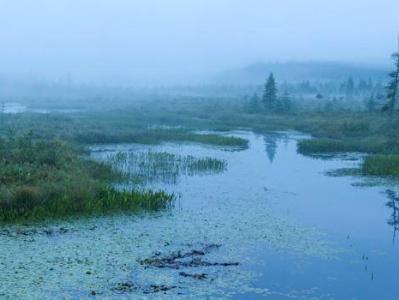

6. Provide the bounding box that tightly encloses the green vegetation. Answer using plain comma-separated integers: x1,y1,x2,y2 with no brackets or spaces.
76,128,248,148
0,41,398,222
297,137,399,155
101,151,227,184
3,96,399,189
382,39,399,114
362,155,399,177
263,73,278,111
259,72,292,113
0,133,174,222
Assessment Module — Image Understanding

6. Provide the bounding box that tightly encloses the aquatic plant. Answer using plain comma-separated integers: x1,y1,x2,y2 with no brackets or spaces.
362,155,399,177
76,128,248,149
102,151,227,185
297,138,394,155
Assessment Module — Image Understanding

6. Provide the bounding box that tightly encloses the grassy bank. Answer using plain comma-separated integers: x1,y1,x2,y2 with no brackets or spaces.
76,129,248,148
0,133,174,222
284,114,399,178
0,112,248,149
297,137,398,155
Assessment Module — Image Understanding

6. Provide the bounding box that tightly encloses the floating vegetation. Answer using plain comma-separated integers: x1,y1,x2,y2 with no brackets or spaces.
111,281,176,295
101,151,227,185
325,167,361,177
0,182,334,298
0,132,338,299
109,244,239,295
139,244,238,270
179,272,207,280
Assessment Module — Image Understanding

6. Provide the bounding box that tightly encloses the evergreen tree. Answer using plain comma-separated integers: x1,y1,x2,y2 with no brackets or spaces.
382,37,399,115
263,73,277,111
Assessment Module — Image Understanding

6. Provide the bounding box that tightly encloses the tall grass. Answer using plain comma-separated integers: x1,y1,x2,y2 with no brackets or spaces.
0,133,174,222
362,155,399,178
75,129,248,148
297,137,397,155
100,151,227,184
0,187,174,222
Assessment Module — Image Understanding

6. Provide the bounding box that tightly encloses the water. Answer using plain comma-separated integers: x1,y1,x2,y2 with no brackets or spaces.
2,102,28,114
0,131,398,299
1,102,85,114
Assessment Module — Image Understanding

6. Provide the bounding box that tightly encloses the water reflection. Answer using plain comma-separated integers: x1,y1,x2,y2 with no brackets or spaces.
3,102,27,114
385,189,399,242
264,133,290,163
264,135,278,163
1,102,85,114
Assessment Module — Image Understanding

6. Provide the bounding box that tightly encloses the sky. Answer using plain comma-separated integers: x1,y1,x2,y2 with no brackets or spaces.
0,0,398,84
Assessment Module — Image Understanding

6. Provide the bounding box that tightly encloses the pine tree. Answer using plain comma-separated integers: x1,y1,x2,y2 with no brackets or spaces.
263,73,277,111
382,36,399,115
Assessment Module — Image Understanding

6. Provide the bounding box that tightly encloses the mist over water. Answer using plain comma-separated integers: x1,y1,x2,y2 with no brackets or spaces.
1,0,398,85
1,1,399,299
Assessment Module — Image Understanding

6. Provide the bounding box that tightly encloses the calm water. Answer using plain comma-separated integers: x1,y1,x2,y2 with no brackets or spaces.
2,102,84,114
1,131,398,299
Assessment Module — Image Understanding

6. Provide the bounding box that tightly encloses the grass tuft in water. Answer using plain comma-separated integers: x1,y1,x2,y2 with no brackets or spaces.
104,151,227,184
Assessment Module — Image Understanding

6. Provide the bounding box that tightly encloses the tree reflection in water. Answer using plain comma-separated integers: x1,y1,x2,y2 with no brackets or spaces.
264,135,278,163
385,189,399,242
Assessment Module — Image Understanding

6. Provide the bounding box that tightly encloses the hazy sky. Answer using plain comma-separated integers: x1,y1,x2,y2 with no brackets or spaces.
1,0,398,84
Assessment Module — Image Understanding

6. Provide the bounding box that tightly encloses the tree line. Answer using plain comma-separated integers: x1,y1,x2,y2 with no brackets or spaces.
246,36,399,115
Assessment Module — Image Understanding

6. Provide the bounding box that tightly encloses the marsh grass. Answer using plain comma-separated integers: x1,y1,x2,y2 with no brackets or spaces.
75,129,248,149
104,151,227,184
297,137,399,155
0,187,174,223
0,133,174,222
3,99,399,180
362,155,399,178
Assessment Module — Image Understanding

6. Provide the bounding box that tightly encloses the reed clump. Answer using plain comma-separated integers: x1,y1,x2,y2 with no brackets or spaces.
362,155,399,178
